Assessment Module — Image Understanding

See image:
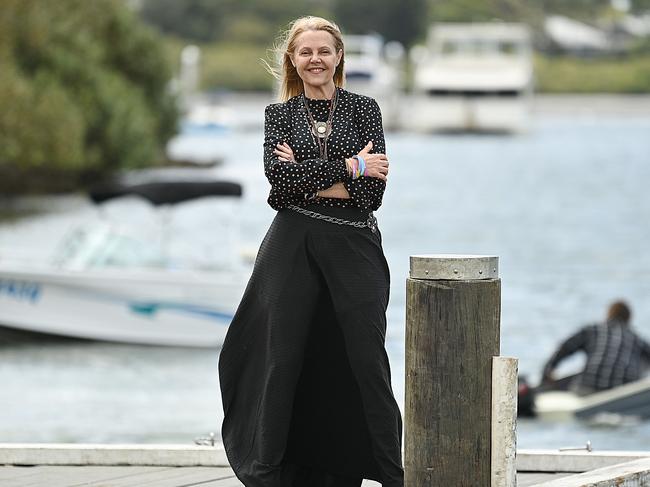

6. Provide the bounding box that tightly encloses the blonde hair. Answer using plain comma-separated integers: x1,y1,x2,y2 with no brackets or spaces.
265,16,345,101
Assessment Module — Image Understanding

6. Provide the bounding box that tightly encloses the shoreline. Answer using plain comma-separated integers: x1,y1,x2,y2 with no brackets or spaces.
532,93,650,116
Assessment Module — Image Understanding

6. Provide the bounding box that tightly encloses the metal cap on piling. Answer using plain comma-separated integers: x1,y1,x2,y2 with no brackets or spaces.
409,254,499,280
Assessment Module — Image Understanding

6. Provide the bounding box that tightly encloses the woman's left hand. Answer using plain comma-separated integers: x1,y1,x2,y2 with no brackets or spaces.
274,142,295,162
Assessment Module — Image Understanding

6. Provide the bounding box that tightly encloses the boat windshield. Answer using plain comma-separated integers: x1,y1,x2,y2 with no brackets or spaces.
53,226,165,269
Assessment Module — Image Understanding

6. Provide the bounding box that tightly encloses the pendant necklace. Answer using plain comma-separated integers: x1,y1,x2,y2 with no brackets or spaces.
302,88,338,161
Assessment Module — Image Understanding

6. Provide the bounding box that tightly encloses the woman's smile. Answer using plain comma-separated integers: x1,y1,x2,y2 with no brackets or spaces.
292,29,342,98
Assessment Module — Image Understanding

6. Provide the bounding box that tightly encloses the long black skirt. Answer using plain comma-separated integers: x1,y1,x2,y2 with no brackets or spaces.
218,205,404,487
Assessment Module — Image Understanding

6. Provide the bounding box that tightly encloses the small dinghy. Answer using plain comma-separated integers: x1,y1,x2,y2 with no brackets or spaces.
518,374,650,421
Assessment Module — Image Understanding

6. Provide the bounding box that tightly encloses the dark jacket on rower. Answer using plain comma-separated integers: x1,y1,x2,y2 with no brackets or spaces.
542,319,650,394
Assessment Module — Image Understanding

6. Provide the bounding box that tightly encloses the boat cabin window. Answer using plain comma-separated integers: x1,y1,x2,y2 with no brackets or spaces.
439,39,523,57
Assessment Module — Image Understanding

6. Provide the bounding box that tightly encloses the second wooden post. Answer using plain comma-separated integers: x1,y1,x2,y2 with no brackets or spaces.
405,254,501,486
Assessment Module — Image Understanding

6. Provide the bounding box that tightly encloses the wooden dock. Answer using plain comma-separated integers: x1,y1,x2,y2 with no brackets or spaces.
0,464,572,486
2,444,650,486
0,465,242,487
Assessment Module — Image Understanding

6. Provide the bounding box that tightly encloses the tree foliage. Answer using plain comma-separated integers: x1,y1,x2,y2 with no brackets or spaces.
332,0,428,47
139,0,326,44
0,0,178,194
140,0,429,47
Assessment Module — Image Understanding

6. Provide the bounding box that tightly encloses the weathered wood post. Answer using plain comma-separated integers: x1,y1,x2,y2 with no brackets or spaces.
492,356,518,487
405,255,501,486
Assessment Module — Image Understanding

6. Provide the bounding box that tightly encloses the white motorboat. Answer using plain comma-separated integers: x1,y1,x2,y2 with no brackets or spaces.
0,181,250,348
408,23,533,133
343,34,404,130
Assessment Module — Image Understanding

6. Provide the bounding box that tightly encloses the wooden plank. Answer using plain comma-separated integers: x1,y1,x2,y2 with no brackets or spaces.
517,450,650,473
492,356,518,487
531,458,650,486
0,466,391,487
0,466,44,480
0,443,228,467
1,466,169,487
79,467,236,487
190,477,244,486
5,443,648,474
0,466,377,487
195,477,379,486
4,451,650,487
517,473,572,486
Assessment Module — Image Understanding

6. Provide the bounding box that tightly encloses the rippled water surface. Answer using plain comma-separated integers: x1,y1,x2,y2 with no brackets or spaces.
1,97,650,450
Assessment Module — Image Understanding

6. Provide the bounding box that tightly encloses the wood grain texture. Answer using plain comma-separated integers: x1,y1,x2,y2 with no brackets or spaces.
0,465,578,486
405,278,501,486
492,357,518,487
0,466,383,486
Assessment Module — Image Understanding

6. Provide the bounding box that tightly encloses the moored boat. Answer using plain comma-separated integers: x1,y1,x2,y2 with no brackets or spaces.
0,181,250,348
408,23,533,133
343,34,404,129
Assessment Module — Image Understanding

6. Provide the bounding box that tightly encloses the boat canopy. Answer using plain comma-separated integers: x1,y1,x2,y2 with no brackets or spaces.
89,181,243,206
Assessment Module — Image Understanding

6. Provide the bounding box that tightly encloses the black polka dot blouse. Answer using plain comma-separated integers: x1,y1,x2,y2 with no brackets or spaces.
263,87,386,211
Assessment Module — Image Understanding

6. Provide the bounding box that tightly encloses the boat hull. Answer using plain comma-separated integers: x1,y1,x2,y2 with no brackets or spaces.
404,94,531,133
533,378,650,421
0,266,248,348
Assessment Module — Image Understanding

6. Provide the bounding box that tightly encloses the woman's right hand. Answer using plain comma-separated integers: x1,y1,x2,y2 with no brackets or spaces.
352,141,389,181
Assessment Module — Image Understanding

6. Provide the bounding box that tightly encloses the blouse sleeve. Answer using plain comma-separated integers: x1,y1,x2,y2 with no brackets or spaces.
263,103,348,196
343,97,387,211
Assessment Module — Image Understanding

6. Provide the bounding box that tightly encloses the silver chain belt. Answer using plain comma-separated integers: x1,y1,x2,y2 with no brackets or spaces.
287,204,378,233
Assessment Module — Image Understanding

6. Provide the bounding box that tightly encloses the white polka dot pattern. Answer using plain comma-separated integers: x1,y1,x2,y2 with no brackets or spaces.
263,88,387,211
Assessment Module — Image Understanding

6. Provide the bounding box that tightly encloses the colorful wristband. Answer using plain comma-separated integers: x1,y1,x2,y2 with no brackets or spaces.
356,155,366,178
352,155,366,179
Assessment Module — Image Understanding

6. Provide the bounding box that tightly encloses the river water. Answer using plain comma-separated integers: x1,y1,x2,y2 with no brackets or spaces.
1,95,650,451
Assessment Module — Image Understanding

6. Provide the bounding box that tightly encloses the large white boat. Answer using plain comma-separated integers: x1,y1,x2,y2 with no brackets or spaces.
343,34,404,129
408,23,533,133
0,181,250,348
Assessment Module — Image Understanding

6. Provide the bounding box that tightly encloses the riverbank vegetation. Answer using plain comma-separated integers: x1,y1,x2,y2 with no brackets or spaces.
143,0,650,94
0,0,178,195
536,54,650,93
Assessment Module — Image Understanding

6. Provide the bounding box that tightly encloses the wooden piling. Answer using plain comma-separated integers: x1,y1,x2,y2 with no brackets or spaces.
405,254,501,486
492,356,518,487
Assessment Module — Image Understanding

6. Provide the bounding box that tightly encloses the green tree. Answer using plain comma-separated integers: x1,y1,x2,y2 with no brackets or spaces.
139,0,237,43
631,0,650,12
333,0,428,47
539,0,611,19
139,0,325,44
0,0,178,194
429,0,542,24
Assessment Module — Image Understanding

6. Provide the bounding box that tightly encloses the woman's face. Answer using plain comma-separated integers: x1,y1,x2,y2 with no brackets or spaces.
292,30,342,92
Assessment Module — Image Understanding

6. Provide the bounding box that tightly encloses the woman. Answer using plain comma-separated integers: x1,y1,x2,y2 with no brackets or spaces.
219,16,404,487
